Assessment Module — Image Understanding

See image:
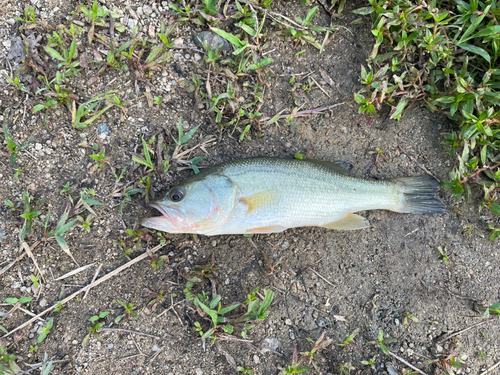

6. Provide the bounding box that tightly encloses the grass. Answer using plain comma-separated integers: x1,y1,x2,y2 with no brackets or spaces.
37,318,54,344
184,266,275,344
403,312,419,325
83,311,109,345
115,300,138,323
426,344,467,374
0,345,21,375
360,354,377,368
369,330,396,355
4,296,33,305
20,192,42,242
336,328,359,347
113,228,149,258
280,333,333,374
354,0,500,238
437,246,449,265
2,111,31,166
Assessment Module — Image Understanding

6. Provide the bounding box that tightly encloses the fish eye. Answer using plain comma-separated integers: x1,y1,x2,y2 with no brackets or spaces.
169,188,184,202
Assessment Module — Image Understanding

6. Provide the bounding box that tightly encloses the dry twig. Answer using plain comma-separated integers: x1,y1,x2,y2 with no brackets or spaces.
308,267,335,287
0,241,40,277
387,350,428,375
398,146,441,182
83,264,102,300
21,242,45,283
2,244,165,338
99,327,160,339
480,360,500,375
53,262,96,281
437,319,490,343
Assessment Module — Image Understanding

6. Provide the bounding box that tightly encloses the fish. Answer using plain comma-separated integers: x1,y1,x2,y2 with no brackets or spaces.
141,157,445,236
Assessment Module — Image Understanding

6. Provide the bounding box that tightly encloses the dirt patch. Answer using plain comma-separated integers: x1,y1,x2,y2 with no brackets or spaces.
1,1,499,374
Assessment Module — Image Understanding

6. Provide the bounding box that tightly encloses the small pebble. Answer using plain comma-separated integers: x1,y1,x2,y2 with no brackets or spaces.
261,337,279,352
108,344,114,349
195,369,203,375
315,317,329,328
152,345,159,351
127,19,137,30
192,31,230,52
39,298,47,308
285,318,292,326
386,362,398,375
97,123,110,138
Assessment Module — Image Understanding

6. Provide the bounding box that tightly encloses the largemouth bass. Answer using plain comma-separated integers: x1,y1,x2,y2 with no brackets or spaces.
141,157,445,235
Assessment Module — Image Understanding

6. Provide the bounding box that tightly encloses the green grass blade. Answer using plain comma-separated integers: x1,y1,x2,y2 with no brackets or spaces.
181,125,200,145
459,43,491,64
55,218,77,235
210,27,244,48
45,46,65,61
81,104,113,128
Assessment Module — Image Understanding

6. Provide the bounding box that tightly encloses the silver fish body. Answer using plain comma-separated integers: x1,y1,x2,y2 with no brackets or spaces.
141,157,445,235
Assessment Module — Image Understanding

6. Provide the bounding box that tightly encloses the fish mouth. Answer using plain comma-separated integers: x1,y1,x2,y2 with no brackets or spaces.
141,201,186,232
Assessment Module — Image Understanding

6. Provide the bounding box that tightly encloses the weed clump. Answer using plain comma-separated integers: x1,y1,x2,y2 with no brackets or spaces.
354,0,500,237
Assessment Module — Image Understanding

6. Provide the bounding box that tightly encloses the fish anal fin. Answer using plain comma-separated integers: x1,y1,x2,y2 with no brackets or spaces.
247,225,287,234
239,190,276,214
321,213,369,230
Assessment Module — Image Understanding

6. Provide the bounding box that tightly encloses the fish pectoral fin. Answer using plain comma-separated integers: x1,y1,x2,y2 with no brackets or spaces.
247,225,287,234
321,213,370,230
239,190,276,215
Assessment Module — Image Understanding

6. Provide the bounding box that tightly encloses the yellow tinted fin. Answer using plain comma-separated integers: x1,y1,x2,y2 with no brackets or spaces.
239,190,276,214
321,213,369,230
306,159,352,175
247,225,287,234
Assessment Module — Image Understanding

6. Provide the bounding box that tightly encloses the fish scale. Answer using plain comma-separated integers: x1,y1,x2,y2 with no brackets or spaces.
207,158,398,232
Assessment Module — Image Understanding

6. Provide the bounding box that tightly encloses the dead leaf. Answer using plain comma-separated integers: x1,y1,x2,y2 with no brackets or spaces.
319,68,336,90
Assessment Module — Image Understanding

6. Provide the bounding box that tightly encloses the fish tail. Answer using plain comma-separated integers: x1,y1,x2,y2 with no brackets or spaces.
390,175,445,215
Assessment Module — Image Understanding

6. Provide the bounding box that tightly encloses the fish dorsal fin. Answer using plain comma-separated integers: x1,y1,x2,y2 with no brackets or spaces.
306,159,352,175
321,213,369,230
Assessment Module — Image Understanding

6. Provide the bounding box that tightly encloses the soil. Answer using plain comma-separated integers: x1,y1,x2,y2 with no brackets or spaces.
1,0,499,374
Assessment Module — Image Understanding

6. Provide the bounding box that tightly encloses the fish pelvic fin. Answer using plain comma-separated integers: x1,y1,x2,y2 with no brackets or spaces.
239,190,276,214
321,213,370,230
247,225,287,234
391,175,445,215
